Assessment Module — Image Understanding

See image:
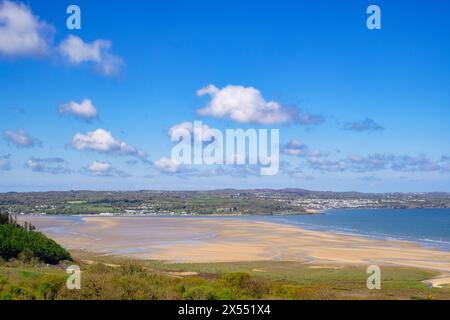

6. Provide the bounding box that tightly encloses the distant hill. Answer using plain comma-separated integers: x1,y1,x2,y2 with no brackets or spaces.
0,189,449,216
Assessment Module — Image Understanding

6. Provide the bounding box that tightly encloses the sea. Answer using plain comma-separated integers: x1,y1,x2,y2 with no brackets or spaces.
234,208,450,251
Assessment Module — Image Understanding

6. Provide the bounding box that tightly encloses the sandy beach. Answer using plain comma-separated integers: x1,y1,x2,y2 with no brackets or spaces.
19,215,450,274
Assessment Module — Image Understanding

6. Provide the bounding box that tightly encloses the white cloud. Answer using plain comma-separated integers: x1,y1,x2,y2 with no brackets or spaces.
196,85,324,125
168,121,214,142
72,129,145,158
59,99,98,120
59,35,107,63
154,157,184,174
25,157,70,174
3,129,40,148
0,2,123,77
283,139,308,156
85,161,129,177
196,85,290,124
0,0,53,56
59,35,123,76
88,161,112,172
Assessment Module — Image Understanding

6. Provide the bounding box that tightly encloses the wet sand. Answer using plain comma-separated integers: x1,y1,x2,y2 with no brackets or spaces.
20,215,450,273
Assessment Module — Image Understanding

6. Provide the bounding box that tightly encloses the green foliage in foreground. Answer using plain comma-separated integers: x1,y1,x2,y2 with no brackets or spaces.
0,263,335,300
0,213,71,265
74,253,450,300
1,256,449,300
0,267,66,300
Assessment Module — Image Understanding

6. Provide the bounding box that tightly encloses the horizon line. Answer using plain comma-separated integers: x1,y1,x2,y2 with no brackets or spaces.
1,188,449,195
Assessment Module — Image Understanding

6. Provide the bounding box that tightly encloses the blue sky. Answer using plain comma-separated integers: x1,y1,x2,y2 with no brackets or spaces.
0,0,449,192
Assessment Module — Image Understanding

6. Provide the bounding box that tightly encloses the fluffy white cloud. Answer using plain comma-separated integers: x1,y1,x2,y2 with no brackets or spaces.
196,85,324,125
0,0,53,56
59,35,123,76
168,121,214,142
154,157,184,174
3,129,40,148
59,35,107,63
0,2,123,77
196,85,291,124
59,99,98,120
86,161,129,177
72,129,145,158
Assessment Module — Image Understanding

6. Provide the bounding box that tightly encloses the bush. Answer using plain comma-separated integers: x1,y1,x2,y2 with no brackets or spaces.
116,275,150,300
183,285,219,300
18,249,35,264
216,272,269,299
0,274,7,289
0,222,71,264
271,284,335,300
37,275,65,300
219,272,251,288
1,285,36,300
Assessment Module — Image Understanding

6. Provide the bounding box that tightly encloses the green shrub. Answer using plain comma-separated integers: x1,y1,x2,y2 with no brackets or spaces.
219,272,251,288
216,272,270,298
271,284,335,300
0,273,7,288
272,284,303,299
0,223,71,264
18,249,35,264
1,285,35,300
37,275,65,300
116,275,149,300
214,287,235,300
183,285,219,300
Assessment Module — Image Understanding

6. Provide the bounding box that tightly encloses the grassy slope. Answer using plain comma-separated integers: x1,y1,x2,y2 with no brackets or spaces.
2,251,447,300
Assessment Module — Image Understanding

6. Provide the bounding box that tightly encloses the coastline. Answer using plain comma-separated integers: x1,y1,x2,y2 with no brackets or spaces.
20,205,450,217
18,207,450,252
18,215,450,275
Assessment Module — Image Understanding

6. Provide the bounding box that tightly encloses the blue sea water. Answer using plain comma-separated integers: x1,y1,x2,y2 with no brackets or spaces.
236,208,450,251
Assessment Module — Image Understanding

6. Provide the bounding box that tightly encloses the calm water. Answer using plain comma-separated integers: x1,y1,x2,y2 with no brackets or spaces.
239,208,450,251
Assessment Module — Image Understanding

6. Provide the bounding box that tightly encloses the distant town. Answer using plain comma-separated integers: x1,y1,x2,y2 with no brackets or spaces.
1,189,450,216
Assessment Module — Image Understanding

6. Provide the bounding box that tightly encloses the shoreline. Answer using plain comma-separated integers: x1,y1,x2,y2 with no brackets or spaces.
18,215,450,274
20,205,450,218
19,209,450,253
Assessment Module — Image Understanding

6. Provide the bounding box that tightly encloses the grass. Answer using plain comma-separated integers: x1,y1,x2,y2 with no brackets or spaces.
1,250,449,300
59,251,450,300
2,242,448,300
